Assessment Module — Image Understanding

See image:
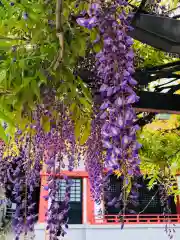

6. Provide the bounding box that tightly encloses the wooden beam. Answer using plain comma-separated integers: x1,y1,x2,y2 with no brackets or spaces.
134,91,180,114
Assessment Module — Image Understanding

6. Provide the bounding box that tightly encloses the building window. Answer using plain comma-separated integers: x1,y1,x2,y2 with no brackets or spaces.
141,193,158,208
56,178,83,224
57,178,81,202
104,175,176,215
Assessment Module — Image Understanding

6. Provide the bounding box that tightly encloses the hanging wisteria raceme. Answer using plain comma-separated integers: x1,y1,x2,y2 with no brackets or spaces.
35,103,79,172
159,180,176,240
0,103,76,239
77,1,141,178
25,139,43,237
0,143,8,189
61,110,75,172
43,124,64,239
11,153,31,240
29,103,81,239
2,133,43,240
85,113,104,203
44,147,71,239
37,103,78,239
45,171,72,239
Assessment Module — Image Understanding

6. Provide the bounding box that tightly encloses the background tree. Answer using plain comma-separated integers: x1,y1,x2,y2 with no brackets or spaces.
138,116,180,198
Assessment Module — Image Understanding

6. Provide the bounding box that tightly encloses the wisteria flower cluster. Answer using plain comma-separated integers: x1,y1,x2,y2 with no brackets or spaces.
85,111,104,203
0,104,82,239
45,169,71,239
77,0,141,179
0,134,43,240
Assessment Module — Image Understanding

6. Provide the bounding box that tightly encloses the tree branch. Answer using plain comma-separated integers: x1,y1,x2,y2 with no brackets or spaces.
54,0,64,70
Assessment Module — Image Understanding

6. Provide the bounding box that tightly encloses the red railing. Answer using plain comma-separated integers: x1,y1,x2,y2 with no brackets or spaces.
91,214,180,224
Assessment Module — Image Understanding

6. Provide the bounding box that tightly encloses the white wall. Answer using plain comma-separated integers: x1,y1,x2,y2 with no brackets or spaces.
31,223,180,240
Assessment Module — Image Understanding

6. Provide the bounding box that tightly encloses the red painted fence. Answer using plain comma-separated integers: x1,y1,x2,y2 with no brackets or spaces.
92,214,180,224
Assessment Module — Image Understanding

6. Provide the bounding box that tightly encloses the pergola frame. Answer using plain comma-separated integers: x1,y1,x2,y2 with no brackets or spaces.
76,0,180,117
134,61,180,114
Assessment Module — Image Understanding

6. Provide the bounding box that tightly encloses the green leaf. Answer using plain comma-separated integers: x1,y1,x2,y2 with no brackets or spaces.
78,38,86,57
5,124,16,138
41,115,50,133
31,79,40,99
0,70,6,83
15,77,32,94
0,124,8,143
67,82,77,98
90,29,98,42
37,71,47,84
77,77,92,102
93,42,102,53
0,110,15,127
148,177,157,190
74,120,81,142
70,102,76,114
79,120,91,145
29,11,40,21
0,41,13,50
79,97,91,108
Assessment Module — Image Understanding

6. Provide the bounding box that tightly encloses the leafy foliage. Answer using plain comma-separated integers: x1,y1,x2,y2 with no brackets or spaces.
0,0,92,143
139,130,180,172
138,123,180,196
133,40,178,68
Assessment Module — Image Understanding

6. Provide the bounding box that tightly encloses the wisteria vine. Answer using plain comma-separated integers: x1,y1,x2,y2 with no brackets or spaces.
0,104,80,239
77,0,141,205
85,110,104,203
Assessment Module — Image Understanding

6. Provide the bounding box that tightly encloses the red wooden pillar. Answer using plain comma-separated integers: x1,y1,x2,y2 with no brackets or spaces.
38,174,48,222
176,175,180,214
176,196,180,214
86,178,94,224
